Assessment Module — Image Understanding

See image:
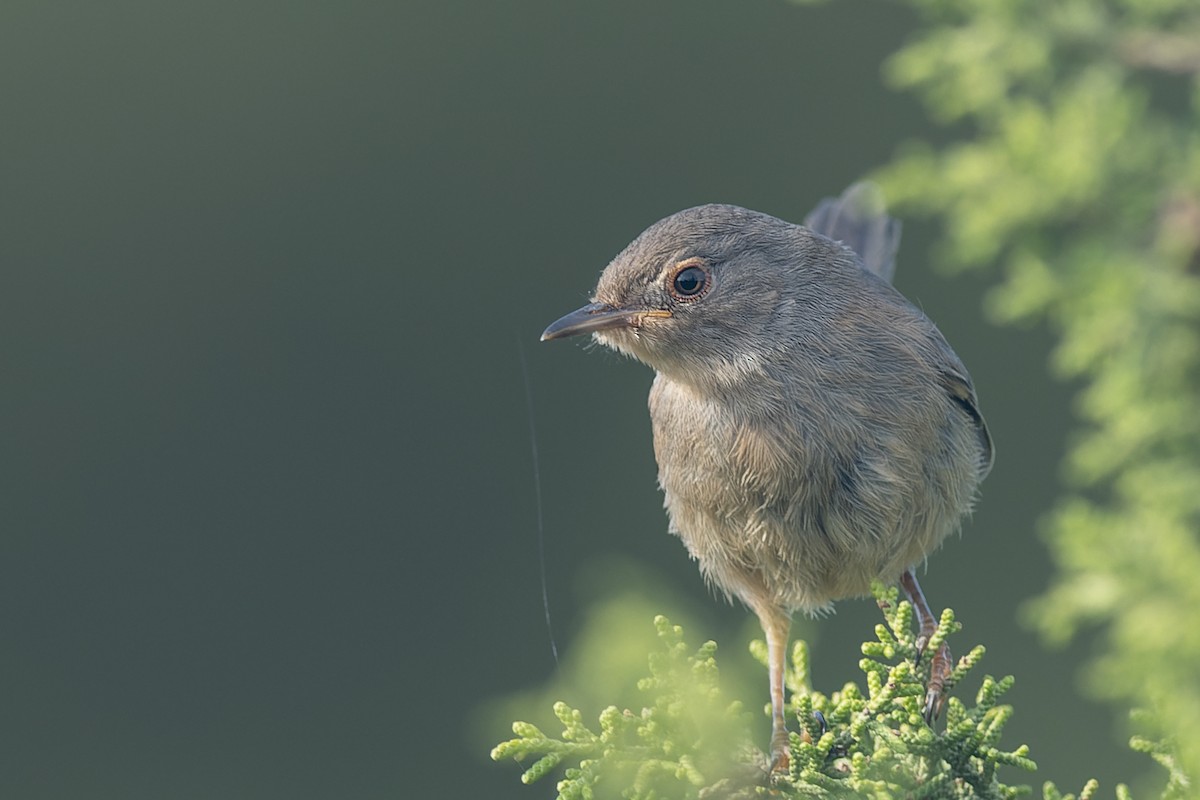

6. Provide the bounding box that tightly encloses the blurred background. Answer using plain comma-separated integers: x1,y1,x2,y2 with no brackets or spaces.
1,0,1159,798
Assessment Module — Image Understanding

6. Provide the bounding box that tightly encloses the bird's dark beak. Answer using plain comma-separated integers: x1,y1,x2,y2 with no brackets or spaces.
540,302,670,341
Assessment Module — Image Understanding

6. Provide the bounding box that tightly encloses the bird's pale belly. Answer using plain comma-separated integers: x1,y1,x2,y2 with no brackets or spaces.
661,483,948,614
650,379,972,614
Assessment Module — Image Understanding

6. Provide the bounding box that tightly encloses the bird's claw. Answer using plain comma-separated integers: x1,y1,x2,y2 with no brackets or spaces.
922,685,945,723
767,727,791,775
913,633,930,667
921,641,953,725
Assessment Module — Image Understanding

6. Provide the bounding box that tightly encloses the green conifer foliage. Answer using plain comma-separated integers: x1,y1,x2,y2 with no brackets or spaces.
494,585,1047,799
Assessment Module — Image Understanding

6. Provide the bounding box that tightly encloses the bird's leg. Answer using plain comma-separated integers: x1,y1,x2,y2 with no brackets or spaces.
899,568,951,723
755,606,792,773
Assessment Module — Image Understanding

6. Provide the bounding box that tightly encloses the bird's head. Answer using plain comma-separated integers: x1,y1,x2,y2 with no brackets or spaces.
542,204,852,387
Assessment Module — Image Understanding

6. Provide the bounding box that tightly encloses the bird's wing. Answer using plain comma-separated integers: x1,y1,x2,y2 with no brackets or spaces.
803,182,901,284
938,368,995,479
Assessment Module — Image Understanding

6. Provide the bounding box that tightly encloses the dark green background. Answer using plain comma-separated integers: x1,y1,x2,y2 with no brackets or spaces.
2,0,1141,797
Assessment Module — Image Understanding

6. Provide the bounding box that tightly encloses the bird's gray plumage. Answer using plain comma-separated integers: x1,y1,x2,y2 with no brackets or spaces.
588,196,990,613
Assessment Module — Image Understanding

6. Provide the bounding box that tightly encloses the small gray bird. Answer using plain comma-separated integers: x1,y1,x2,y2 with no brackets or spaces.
541,183,993,770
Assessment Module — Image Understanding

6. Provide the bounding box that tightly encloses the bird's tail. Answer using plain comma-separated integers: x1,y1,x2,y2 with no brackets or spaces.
803,181,901,284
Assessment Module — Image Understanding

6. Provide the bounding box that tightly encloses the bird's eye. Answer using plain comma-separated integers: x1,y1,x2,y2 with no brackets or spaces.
669,262,710,301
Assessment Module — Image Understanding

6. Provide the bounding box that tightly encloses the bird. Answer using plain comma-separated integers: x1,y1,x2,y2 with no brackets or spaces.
540,182,993,771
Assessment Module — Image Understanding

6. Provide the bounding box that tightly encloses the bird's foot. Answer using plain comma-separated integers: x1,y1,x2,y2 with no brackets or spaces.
768,728,791,775
900,569,952,724
921,641,952,724
913,631,930,665
764,713,830,780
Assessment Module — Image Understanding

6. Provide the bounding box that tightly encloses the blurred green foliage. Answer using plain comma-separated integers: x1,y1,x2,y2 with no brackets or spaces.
494,585,1053,799
872,0,1200,788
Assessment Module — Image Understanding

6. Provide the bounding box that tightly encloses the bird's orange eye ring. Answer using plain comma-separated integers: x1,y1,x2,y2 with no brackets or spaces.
668,259,711,302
